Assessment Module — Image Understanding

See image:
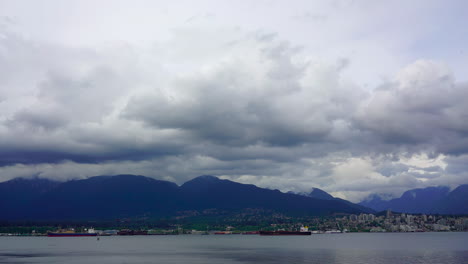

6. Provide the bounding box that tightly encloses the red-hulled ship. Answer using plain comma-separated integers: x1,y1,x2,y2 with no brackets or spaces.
259,231,311,235
242,231,260,235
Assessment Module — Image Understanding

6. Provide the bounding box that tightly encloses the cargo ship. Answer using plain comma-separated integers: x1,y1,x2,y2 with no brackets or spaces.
214,231,232,235
117,229,148,236
259,226,311,236
48,228,97,237
242,231,260,235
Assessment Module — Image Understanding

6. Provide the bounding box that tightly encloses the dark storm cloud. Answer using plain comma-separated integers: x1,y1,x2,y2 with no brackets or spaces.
3,29,468,166
0,142,186,166
122,39,360,151
0,151,99,166
0,28,191,165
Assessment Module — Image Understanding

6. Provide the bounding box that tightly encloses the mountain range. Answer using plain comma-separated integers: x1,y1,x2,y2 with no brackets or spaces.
0,175,372,221
359,185,468,215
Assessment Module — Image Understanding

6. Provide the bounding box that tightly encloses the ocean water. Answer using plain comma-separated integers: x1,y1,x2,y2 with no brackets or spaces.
0,232,467,263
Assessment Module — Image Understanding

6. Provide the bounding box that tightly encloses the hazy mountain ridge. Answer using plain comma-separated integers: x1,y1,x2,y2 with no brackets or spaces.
359,185,468,215
0,175,372,220
292,187,372,214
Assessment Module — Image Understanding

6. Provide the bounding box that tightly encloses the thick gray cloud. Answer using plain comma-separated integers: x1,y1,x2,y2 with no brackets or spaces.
355,61,468,154
0,1,467,202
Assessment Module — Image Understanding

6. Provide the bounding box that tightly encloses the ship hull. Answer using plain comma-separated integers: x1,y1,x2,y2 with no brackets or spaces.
48,233,97,237
259,231,311,236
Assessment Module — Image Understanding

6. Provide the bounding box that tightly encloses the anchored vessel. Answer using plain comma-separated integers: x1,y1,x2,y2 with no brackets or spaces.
259,226,311,236
48,228,97,237
117,229,148,235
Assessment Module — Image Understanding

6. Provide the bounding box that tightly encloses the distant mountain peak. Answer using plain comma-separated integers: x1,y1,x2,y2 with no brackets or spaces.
308,188,334,200
194,175,220,181
359,185,466,215
291,187,334,200
400,186,450,200
181,175,221,187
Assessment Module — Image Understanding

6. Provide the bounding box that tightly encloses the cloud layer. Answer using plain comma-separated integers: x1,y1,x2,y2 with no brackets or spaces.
1,0,467,202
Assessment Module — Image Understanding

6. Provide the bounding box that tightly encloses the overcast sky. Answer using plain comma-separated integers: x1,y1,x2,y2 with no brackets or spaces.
1,0,467,202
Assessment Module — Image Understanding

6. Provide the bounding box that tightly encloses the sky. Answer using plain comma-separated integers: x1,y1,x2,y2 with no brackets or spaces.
0,0,467,202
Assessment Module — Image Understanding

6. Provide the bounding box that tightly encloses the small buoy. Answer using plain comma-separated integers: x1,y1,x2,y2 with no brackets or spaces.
97,237,100,241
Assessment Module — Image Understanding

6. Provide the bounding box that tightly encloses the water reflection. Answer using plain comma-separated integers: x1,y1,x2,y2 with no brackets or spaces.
0,233,467,264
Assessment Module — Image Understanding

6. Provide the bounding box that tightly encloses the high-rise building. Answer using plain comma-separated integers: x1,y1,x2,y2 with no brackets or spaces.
386,209,392,219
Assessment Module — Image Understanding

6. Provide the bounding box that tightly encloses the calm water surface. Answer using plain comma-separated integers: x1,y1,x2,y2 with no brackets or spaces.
0,233,467,263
